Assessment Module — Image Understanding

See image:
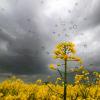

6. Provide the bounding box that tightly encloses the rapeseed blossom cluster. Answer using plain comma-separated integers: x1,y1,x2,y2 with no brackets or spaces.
53,42,82,65
53,42,76,60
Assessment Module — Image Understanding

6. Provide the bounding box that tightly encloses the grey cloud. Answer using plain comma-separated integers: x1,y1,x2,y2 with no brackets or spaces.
73,0,100,31
0,28,14,42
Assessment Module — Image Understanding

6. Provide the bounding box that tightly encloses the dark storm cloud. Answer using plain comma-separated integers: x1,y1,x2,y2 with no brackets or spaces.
0,0,100,75
0,0,51,74
0,31,49,74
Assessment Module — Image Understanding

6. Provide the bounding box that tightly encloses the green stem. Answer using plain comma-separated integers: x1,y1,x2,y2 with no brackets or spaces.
64,59,67,100
57,69,64,80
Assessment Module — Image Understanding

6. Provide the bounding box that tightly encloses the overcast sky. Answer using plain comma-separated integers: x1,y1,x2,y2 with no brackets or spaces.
0,0,100,75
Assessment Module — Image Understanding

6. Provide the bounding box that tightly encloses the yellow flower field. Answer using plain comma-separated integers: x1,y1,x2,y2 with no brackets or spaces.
0,76,99,100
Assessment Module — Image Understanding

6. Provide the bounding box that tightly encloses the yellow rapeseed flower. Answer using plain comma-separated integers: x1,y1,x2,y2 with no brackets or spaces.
49,64,56,70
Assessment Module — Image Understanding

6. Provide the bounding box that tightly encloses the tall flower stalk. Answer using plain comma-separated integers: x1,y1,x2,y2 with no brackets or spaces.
50,41,82,100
